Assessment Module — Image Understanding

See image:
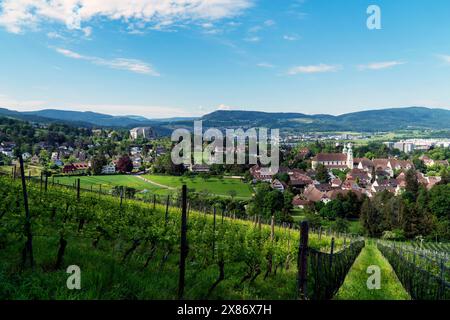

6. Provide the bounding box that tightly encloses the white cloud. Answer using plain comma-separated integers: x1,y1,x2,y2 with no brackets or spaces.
0,0,253,34
66,104,196,118
244,36,260,42
201,22,214,29
47,31,65,39
248,25,262,33
54,47,160,76
82,26,92,37
0,93,47,109
283,34,299,41
263,19,275,27
437,54,450,64
358,61,405,70
257,62,274,68
0,94,197,118
217,103,234,111
287,64,341,75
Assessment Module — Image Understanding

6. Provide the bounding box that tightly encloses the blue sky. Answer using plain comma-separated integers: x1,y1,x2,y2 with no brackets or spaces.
0,0,449,118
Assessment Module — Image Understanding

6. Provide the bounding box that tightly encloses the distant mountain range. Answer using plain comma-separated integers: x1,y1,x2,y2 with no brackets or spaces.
1,106,450,133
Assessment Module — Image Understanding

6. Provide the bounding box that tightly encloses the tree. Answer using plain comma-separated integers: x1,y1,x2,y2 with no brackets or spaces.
332,218,350,233
428,184,450,219
116,155,133,173
39,149,49,165
152,153,185,176
315,163,330,184
405,168,419,198
360,198,383,237
92,154,107,175
66,156,77,165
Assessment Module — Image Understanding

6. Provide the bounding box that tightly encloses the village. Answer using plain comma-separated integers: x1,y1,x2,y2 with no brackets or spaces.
249,143,447,209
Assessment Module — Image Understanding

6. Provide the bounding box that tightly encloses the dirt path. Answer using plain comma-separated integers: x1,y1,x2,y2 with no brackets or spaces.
134,175,176,190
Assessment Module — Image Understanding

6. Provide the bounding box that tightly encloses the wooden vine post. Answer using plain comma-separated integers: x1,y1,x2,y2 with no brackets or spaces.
178,185,188,300
76,178,81,200
329,237,335,267
119,186,123,208
297,221,309,300
165,195,170,225
212,207,217,258
19,155,34,268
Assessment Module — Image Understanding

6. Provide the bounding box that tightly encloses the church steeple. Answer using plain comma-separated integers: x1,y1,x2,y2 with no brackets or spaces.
347,143,354,169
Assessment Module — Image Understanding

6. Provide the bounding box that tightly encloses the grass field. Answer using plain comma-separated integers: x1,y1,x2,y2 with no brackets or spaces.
0,165,43,177
142,174,253,199
54,175,166,194
53,174,253,199
334,241,410,300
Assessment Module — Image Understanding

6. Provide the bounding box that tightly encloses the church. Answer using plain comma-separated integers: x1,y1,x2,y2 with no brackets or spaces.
311,143,354,170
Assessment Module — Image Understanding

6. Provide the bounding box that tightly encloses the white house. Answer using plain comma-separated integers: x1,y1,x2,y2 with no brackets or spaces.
130,127,155,140
271,179,287,193
101,163,116,174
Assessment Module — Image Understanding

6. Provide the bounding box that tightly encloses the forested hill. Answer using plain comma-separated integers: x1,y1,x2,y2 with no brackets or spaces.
200,107,450,131
1,106,450,132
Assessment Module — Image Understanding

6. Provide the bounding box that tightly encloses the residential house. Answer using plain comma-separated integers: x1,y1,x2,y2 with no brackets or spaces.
130,127,155,140
101,163,116,174
292,195,312,209
249,165,277,182
132,157,143,169
353,158,374,172
62,162,90,174
346,168,371,186
271,179,287,193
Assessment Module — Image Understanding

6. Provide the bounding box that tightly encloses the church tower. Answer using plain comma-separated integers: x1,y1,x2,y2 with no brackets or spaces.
342,144,348,154
347,143,354,169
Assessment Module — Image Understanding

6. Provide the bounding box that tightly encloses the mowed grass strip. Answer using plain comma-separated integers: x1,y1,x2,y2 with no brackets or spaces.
334,241,410,300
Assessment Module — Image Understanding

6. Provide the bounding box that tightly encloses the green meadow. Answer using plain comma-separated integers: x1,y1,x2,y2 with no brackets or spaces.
53,174,253,199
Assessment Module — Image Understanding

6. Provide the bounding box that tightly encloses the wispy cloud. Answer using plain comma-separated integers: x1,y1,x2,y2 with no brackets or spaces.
257,62,274,68
47,31,65,40
0,0,253,34
263,19,275,27
283,34,299,41
358,61,405,70
287,64,341,75
244,36,261,42
437,54,450,64
0,93,47,109
54,48,160,76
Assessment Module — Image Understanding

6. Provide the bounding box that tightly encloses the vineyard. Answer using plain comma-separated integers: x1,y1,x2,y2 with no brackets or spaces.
0,167,363,300
377,240,450,300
